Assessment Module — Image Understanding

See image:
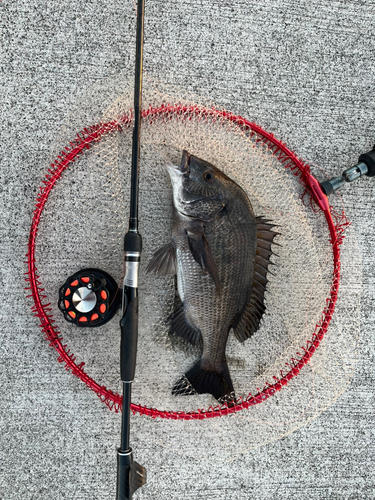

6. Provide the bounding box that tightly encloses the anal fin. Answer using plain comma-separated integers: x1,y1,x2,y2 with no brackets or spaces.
169,305,202,346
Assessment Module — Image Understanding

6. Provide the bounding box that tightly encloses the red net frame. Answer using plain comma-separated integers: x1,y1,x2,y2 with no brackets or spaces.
26,105,347,419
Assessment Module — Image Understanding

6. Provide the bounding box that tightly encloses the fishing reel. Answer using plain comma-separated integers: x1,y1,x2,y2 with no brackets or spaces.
58,268,121,327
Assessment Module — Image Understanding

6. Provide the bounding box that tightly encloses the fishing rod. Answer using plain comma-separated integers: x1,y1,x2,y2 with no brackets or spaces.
53,1,147,496
116,0,146,498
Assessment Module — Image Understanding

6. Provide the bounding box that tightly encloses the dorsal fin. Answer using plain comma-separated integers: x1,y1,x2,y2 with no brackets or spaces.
233,217,279,342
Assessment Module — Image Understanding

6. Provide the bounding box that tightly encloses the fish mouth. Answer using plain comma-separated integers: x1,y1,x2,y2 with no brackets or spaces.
166,161,185,176
166,161,223,204
166,155,226,218
166,150,191,174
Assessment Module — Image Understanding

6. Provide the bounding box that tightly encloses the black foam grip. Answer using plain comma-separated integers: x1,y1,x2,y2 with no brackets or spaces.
120,297,138,382
116,453,146,500
124,232,142,252
116,452,132,500
359,149,375,177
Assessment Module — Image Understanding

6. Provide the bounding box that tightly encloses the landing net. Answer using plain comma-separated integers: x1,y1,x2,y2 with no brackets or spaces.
27,77,361,454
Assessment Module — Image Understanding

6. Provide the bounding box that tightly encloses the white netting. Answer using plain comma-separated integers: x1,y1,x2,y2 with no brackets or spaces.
33,76,361,456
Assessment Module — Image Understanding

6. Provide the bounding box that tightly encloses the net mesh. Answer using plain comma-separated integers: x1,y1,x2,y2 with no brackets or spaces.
27,76,361,455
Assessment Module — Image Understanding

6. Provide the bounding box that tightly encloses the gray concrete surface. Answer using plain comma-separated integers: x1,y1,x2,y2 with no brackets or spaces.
1,0,374,499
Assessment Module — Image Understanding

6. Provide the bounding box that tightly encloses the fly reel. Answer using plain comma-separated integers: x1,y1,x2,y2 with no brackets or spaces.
58,268,120,327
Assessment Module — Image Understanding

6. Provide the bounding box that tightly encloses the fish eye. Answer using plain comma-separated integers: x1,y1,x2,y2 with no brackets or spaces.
203,171,215,183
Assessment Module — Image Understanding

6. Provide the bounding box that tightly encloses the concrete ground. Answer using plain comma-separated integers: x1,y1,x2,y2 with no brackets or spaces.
1,1,374,499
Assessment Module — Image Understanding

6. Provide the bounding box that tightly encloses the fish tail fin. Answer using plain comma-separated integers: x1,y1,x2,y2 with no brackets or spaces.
172,360,235,403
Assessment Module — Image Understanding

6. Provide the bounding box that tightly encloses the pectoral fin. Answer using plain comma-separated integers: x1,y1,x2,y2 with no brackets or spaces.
187,230,221,294
146,241,177,276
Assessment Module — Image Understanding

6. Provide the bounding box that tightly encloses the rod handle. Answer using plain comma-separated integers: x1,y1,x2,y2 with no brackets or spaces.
116,449,146,500
120,296,138,382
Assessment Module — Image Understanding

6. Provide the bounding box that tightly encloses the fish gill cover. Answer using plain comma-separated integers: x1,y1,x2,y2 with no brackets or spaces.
29,75,361,459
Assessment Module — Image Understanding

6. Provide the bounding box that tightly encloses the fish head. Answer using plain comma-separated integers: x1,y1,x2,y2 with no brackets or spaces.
166,150,228,221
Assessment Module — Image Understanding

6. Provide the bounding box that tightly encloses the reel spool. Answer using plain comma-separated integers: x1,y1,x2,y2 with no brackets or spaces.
58,268,120,327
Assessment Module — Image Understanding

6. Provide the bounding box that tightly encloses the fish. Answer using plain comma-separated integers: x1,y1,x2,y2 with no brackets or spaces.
146,150,278,403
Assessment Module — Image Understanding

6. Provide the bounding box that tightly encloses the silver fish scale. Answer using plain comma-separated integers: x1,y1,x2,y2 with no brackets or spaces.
174,199,256,371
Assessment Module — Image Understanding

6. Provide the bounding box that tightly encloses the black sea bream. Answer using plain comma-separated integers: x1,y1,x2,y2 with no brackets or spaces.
147,151,278,402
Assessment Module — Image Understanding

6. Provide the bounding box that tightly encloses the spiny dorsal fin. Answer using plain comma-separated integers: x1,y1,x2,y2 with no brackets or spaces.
169,305,202,346
233,216,279,342
146,241,177,276
187,230,221,294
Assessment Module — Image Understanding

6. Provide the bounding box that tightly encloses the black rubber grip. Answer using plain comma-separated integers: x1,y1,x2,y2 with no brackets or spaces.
358,148,375,177
124,232,142,252
117,451,133,500
120,297,138,382
116,452,146,500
